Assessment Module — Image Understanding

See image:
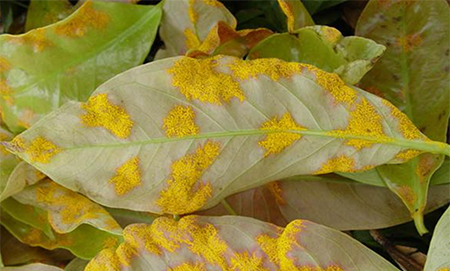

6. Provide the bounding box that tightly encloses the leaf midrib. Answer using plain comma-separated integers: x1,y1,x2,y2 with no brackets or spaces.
62,128,450,156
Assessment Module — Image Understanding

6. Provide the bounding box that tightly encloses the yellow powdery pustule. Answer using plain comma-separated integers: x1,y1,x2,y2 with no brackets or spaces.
81,93,133,139
168,56,244,104
277,0,295,32
259,113,305,156
36,180,120,232
230,58,303,81
395,149,422,161
109,157,141,196
163,105,199,138
188,0,198,25
55,1,109,38
157,141,220,214
230,252,267,271
315,155,356,174
184,28,201,50
8,28,52,52
256,220,303,269
268,182,286,205
0,80,13,106
170,263,206,271
25,136,62,164
330,98,390,149
382,99,425,140
84,248,121,271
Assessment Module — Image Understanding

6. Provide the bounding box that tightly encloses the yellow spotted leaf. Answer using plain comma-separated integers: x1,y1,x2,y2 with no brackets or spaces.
85,215,399,270
3,56,450,216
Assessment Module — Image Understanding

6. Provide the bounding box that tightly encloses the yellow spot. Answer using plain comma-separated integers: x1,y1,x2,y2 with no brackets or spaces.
330,98,390,149
278,0,295,33
0,132,10,155
311,67,357,106
0,57,11,72
438,268,450,271
157,141,220,214
8,136,26,153
259,113,305,156
231,252,267,270
168,56,244,104
256,220,304,269
109,157,141,196
268,182,286,205
8,28,51,52
170,263,206,271
230,58,303,81
201,0,224,7
81,93,133,139
36,180,120,232
85,248,121,271
315,155,356,174
416,154,436,183
25,137,62,163
163,105,199,138
184,28,201,50
382,100,425,140
22,227,72,249
103,236,119,249
188,0,198,25
55,1,109,38
395,149,422,161
322,27,341,44
0,80,14,106
396,185,416,205
197,25,220,53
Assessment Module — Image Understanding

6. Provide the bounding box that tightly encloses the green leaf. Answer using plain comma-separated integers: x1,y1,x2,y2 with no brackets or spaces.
355,0,450,234
430,157,450,186
424,205,450,271
4,56,450,216
2,263,64,271
248,26,386,84
155,0,236,59
0,0,162,133
0,201,122,260
85,215,400,270
277,0,314,33
25,0,74,31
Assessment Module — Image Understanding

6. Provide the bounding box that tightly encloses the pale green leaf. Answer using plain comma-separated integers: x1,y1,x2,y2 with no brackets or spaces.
0,127,20,194
424,205,450,271
277,0,314,33
0,1,162,133
0,161,45,201
248,26,385,84
155,0,236,59
64,258,89,271
85,215,400,270
355,0,450,233
25,0,74,31
4,56,450,216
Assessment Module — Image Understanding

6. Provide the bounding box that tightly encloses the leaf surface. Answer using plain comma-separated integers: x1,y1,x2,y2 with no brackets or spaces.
25,0,74,31
355,0,450,233
2,263,64,271
85,215,399,270
248,26,385,84
277,0,314,33
4,56,450,215
424,205,450,271
0,0,162,132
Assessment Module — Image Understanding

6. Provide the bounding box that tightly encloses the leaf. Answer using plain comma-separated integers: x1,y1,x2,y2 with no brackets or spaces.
0,127,20,194
85,215,400,270
2,263,64,271
25,0,74,31
277,0,314,33
0,0,162,133
4,56,450,216
355,0,450,234
1,161,46,201
248,26,386,84
155,0,236,59
0,202,122,260
430,157,450,186
64,258,89,271
424,205,450,271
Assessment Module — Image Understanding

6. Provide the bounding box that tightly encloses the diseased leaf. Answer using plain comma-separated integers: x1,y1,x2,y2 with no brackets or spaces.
0,0,162,133
155,0,236,59
0,202,122,260
2,263,64,271
355,0,450,233
25,0,74,31
0,127,20,194
248,26,386,84
85,215,400,270
277,0,314,33
4,56,450,216
424,205,450,271
1,161,46,201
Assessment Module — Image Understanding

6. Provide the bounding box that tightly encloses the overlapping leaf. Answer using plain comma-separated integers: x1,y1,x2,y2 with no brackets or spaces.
354,0,450,233
248,25,385,84
424,205,450,271
277,0,314,33
2,263,64,271
0,0,162,132
4,56,450,216
85,215,399,270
